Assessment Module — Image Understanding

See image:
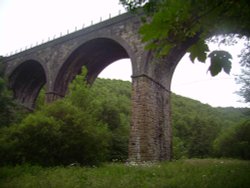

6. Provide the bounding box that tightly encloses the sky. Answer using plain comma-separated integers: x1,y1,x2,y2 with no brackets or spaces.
0,0,248,108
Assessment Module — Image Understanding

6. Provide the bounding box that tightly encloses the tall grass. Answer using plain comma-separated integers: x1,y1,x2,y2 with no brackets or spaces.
0,159,249,188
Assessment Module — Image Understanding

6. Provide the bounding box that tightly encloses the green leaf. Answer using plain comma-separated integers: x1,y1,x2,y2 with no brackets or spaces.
188,39,209,63
208,50,232,76
145,42,157,51
159,44,172,56
208,57,222,76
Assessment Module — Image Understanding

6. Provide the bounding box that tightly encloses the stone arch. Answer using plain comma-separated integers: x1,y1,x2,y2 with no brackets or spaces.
8,60,47,109
53,37,134,96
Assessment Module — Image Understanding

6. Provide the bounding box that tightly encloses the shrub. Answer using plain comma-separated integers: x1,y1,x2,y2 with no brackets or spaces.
0,100,111,166
0,125,21,165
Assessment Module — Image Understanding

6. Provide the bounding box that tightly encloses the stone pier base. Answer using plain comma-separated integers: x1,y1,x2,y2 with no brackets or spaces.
128,74,172,162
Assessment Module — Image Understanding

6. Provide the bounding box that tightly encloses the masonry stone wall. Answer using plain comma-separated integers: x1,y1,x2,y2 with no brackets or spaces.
129,74,172,162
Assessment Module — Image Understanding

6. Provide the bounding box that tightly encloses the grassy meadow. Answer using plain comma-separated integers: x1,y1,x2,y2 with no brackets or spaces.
0,159,249,188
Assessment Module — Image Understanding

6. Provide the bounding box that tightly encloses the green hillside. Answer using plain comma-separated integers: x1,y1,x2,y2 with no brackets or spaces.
93,78,249,129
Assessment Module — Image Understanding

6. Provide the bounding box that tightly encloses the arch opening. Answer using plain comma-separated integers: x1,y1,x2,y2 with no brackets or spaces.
54,37,132,96
98,59,132,81
9,60,46,109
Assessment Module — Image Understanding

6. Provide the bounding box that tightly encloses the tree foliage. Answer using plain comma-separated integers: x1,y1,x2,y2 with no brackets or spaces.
0,83,111,166
120,0,250,76
0,58,14,127
0,68,131,166
236,41,250,103
236,66,250,103
0,58,28,127
214,120,250,159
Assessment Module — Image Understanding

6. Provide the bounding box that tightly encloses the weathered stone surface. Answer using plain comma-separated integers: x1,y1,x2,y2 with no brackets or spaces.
3,12,177,162
129,74,172,162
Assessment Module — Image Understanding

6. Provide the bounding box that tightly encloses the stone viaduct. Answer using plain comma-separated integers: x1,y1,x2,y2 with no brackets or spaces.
3,12,180,162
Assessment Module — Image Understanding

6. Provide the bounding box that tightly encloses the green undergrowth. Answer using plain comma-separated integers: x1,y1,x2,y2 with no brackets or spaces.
0,159,249,188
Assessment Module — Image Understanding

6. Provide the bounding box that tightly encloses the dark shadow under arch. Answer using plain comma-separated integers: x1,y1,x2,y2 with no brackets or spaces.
9,60,46,109
54,37,131,96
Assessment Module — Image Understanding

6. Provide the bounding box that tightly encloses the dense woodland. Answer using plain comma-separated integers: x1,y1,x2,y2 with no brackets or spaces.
0,67,249,166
